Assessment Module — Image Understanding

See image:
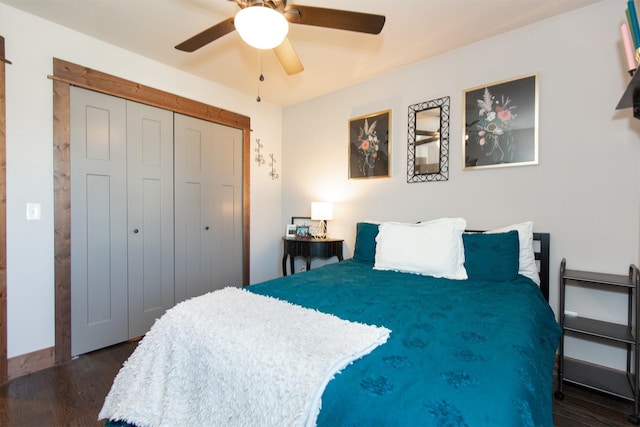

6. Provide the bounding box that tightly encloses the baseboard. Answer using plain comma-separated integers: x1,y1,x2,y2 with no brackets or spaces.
7,346,55,380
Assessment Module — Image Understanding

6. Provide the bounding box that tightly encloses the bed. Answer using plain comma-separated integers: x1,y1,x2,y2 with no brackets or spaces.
100,218,560,427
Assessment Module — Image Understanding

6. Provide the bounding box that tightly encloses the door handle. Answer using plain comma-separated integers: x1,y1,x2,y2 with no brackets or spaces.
133,228,139,234
204,226,210,231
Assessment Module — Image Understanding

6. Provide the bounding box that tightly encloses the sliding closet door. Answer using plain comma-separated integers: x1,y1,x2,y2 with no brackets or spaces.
126,102,174,338
70,87,128,356
174,114,243,302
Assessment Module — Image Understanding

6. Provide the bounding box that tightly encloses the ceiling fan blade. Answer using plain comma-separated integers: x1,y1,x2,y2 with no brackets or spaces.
273,37,304,75
283,5,385,34
175,16,236,52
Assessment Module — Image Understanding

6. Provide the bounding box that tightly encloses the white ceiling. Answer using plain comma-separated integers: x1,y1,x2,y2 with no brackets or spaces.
2,0,599,106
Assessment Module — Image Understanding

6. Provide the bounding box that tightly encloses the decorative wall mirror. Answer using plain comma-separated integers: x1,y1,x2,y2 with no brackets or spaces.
407,96,449,182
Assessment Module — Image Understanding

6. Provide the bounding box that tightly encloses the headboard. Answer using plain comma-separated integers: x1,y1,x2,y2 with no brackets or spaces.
533,232,550,302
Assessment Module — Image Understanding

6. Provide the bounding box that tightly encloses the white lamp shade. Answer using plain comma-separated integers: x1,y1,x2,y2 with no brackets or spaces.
234,6,289,50
311,202,333,221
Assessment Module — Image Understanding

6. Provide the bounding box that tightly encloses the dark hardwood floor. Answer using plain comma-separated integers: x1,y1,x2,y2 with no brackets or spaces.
0,341,636,426
0,341,138,427
553,381,635,426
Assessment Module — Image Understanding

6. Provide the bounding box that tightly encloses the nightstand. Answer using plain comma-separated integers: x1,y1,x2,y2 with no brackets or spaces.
282,236,344,276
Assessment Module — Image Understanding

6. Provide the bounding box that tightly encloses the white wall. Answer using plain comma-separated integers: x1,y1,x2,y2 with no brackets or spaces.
282,1,640,369
0,3,283,358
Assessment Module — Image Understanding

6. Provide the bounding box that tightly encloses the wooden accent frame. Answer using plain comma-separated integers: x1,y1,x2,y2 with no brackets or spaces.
52,58,251,364
0,36,7,383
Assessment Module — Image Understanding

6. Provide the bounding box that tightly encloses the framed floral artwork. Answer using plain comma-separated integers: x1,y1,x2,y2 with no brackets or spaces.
463,74,538,170
349,110,391,179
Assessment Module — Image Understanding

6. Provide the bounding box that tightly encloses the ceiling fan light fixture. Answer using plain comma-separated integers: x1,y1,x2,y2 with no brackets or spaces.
235,6,289,50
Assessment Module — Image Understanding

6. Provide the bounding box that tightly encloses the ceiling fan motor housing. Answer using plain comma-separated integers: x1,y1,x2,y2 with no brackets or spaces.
236,0,287,12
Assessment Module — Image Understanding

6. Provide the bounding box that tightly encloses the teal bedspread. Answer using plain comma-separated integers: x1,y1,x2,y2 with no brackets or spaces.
106,258,560,427
248,259,560,427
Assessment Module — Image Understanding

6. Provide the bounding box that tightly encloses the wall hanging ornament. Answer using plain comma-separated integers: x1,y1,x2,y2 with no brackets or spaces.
268,153,279,180
254,138,265,166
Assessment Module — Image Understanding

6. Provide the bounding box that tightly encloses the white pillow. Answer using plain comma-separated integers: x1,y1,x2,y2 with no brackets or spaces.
486,221,539,285
374,218,468,280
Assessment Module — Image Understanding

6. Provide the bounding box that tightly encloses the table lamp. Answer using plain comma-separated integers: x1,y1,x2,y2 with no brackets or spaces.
311,202,333,239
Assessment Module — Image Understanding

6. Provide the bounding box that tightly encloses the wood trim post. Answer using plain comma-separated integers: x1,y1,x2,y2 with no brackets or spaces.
53,79,71,364
0,35,8,384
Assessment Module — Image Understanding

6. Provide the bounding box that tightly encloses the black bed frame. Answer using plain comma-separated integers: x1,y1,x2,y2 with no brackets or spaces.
534,232,551,302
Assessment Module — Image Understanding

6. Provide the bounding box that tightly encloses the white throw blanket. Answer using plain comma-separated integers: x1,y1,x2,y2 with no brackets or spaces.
99,287,390,427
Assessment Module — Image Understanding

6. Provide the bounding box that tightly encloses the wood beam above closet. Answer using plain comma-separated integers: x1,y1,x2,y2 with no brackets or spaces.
50,59,249,130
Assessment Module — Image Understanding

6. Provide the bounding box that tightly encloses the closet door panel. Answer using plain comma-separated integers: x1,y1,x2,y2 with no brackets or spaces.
209,128,243,290
217,184,240,286
70,87,128,357
174,117,208,302
174,114,243,303
126,101,174,338
177,182,204,301
85,175,115,323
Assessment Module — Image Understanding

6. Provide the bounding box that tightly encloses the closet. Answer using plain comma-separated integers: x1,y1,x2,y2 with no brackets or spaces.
70,87,243,356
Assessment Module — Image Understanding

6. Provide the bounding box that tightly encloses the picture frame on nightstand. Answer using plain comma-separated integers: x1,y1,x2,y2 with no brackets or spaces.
291,216,313,238
295,225,310,238
285,224,297,237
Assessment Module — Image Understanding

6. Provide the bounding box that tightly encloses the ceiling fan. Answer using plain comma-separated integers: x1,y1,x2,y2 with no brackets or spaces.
175,0,386,75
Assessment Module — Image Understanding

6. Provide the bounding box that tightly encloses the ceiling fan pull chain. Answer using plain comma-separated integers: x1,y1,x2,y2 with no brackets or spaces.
256,50,264,102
